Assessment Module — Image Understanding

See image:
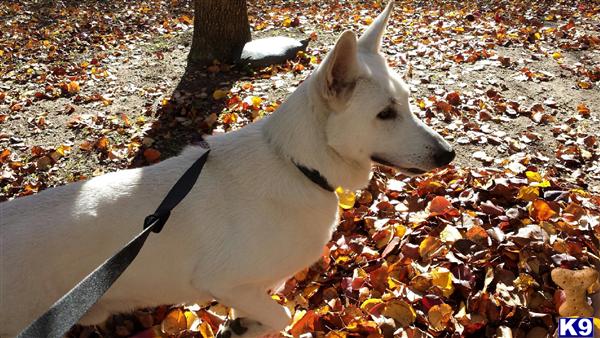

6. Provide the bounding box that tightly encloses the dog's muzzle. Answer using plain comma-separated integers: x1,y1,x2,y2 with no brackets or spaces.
433,149,456,167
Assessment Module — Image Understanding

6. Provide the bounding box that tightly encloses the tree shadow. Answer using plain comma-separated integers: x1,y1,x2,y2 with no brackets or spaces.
4,0,193,31
128,60,250,168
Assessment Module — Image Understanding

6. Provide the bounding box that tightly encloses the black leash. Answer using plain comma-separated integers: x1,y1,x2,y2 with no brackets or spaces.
17,149,210,338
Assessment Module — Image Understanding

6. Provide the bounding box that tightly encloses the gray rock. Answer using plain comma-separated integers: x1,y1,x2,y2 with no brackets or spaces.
240,36,309,67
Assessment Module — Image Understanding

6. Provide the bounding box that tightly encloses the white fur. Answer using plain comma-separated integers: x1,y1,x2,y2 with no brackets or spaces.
0,2,453,337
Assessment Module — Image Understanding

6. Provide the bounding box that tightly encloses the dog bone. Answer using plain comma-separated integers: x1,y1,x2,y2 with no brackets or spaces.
551,267,598,317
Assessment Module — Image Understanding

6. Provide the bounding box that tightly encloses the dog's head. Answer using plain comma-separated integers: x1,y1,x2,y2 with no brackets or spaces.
310,1,454,176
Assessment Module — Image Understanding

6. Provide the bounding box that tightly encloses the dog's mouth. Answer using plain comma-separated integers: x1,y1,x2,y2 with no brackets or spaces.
370,155,426,175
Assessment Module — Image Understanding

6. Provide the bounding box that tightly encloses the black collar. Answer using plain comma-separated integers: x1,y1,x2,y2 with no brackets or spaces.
293,161,335,192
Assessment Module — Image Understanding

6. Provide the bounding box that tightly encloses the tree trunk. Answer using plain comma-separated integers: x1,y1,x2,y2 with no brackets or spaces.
188,0,251,64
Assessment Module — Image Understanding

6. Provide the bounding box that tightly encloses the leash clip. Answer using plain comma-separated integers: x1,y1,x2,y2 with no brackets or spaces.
143,211,171,233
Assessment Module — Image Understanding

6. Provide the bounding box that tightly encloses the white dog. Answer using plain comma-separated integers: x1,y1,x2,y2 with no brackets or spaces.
0,2,454,337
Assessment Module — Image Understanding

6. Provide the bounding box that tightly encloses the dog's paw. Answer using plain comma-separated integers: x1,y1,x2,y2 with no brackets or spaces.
216,318,280,338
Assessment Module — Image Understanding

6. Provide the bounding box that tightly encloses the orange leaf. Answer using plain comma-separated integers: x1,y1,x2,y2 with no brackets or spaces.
0,149,10,163
178,15,193,25
530,199,556,222
428,196,459,218
144,148,161,163
290,310,318,336
577,103,590,117
67,81,80,93
429,196,451,213
95,136,109,151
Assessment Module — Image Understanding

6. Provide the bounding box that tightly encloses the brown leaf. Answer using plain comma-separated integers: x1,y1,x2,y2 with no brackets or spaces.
446,91,461,106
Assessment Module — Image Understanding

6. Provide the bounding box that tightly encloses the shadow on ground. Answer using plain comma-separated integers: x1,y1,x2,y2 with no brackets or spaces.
128,60,250,168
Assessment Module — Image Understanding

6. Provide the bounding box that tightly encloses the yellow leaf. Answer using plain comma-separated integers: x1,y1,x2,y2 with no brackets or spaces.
394,224,407,238
212,89,228,100
363,16,374,25
55,145,70,156
431,267,454,297
336,187,356,209
250,96,262,107
517,186,539,201
419,236,442,260
199,321,214,338
514,273,538,291
360,298,383,313
67,81,80,93
183,310,198,328
525,171,542,182
326,331,347,338
382,299,416,327
552,52,562,59
282,17,292,27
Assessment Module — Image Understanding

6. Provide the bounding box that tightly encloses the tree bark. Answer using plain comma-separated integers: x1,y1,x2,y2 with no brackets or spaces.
188,0,251,64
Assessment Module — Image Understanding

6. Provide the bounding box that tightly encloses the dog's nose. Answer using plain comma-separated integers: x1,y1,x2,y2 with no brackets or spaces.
434,149,456,167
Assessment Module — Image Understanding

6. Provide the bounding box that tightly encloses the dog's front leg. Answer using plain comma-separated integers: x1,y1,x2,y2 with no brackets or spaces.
213,285,290,338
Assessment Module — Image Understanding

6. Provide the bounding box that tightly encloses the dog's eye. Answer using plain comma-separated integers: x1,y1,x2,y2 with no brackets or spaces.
377,108,397,120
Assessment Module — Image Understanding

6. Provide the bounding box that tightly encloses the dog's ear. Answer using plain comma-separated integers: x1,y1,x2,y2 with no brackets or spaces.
358,1,394,53
316,30,360,109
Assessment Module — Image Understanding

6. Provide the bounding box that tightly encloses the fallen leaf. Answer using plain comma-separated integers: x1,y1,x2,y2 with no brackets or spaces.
336,187,356,209
143,148,161,163
383,299,416,327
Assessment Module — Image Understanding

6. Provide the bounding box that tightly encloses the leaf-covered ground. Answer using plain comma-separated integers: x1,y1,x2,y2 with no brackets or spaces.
1,0,599,337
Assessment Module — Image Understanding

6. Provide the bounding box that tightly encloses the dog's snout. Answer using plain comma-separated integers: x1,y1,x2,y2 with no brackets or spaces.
434,148,455,167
